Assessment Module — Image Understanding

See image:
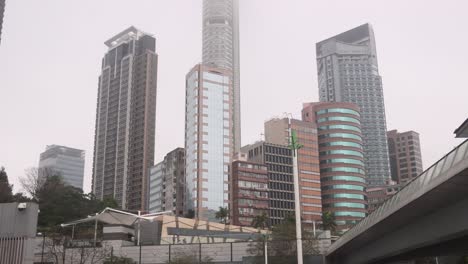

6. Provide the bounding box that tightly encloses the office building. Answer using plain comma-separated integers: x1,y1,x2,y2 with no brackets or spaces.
264,118,322,224
92,26,158,211
387,130,423,184
242,142,294,226
184,64,233,221
231,160,269,227
316,23,390,186
367,182,401,214
38,145,85,189
0,0,4,44
148,148,185,215
203,0,241,153
303,102,367,232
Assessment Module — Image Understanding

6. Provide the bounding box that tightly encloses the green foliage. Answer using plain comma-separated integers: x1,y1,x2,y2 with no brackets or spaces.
35,174,120,229
215,206,228,224
251,212,269,229
0,167,14,203
103,256,136,264
321,211,337,235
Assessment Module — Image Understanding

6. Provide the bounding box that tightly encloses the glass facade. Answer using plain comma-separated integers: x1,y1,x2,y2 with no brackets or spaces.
185,65,232,221
302,102,367,232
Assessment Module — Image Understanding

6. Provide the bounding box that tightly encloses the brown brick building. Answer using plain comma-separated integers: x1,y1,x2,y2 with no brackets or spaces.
231,160,269,227
387,130,423,185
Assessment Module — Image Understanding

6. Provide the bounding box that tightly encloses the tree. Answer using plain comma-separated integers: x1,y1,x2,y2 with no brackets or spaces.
0,167,14,203
251,212,269,229
321,211,337,235
104,256,136,264
215,206,228,224
20,167,55,200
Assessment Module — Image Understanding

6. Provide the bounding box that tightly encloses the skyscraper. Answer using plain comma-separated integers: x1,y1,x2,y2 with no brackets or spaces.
39,145,85,190
387,130,423,184
202,0,241,154
0,0,5,44
316,23,390,186
264,118,322,224
92,26,158,211
303,102,367,232
184,64,233,220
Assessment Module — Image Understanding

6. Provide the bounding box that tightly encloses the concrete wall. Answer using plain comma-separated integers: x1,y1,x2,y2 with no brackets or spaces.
0,202,38,264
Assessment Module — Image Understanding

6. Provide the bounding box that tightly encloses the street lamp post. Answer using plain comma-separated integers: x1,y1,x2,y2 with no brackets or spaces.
287,117,304,264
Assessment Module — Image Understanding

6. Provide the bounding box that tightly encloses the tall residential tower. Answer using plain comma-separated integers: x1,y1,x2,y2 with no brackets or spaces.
387,130,423,185
202,0,241,154
92,27,158,211
316,24,390,186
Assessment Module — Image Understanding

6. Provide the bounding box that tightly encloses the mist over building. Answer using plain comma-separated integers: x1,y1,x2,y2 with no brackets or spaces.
91,26,158,211
202,0,241,154
38,145,85,190
316,24,391,186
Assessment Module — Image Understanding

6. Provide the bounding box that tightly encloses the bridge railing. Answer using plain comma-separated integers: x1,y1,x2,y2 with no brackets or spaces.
327,139,468,254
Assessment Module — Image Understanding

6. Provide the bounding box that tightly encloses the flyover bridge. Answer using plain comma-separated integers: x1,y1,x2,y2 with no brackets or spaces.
326,139,468,264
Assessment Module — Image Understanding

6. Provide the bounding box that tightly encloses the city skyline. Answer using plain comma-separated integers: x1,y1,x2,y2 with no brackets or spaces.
1,0,467,193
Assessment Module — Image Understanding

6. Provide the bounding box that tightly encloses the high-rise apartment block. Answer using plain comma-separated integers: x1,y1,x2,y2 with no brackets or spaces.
203,0,241,153
148,148,185,215
0,0,4,44
242,142,294,226
184,64,233,221
92,26,158,211
231,160,269,227
303,102,367,232
387,130,423,184
264,118,322,224
316,23,390,186
38,145,85,189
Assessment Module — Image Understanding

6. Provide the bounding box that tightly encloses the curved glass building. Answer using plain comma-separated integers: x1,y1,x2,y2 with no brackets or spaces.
302,102,367,232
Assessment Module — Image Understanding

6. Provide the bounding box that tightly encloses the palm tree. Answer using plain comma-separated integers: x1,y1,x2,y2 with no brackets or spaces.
251,212,269,229
321,211,337,234
215,207,228,224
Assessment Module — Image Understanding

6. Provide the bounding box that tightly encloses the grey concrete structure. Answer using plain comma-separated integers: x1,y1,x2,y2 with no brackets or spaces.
148,148,185,215
0,202,39,264
185,64,233,221
326,139,468,264
38,144,85,189
92,26,158,211
454,118,468,138
387,130,423,184
203,0,241,154
0,0,4,44
316,23,391,186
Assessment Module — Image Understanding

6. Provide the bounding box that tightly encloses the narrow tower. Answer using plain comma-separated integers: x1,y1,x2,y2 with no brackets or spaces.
92,26,158,211
202,0,241,154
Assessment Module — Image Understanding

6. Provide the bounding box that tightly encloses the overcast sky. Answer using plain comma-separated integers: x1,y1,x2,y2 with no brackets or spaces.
1,0,467,193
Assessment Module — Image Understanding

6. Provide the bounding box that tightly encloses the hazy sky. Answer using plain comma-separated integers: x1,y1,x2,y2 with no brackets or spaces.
1,0,467,193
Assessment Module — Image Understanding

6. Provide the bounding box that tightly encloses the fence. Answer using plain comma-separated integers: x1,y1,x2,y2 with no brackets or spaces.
34,237,330,264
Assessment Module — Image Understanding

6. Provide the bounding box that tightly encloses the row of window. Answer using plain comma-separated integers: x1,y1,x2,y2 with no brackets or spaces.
318,124,361,133
319,141,362,149
322,193,365,200
319,149,364,158
320,167,365,175
320,158,365,166
323,202,366,209
317,116,360,124
322,184,364,191
316,108,360,117
319,133,362,141
321,175,366,183
332,211,366,218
